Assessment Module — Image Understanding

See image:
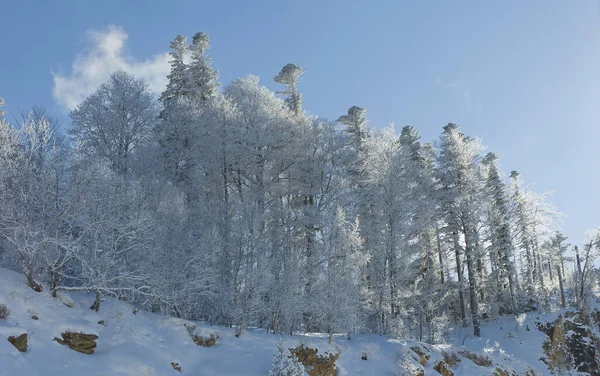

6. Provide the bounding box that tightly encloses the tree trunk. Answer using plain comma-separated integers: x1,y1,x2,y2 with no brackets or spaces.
464,227,481,337
50,269,58,298
435,225,445,284
26,269,43,292
90,292,101,311
557,266,565,308
453,231,467,327
575,246,583,302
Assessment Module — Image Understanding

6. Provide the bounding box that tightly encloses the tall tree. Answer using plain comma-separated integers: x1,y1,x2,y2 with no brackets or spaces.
70,71,157,176
482,153,518,316
188,32,219,101
436,123,484,337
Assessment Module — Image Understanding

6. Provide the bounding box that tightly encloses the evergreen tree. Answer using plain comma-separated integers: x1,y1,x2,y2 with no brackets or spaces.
159,34,189,107
274,63,305,115
482,153,518,316
188,32,219,101
436,123,484,337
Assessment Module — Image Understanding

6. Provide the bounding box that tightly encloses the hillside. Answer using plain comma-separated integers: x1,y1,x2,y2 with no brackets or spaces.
2,267,599,375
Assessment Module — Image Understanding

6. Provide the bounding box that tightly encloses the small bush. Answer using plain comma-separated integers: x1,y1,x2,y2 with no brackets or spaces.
441,351,461,367
0,303,10,319
184,324,219,347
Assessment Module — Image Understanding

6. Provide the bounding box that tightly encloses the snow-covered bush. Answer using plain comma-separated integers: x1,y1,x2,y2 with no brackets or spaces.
185,324,219,347
395,348,423,376
269,343,305,376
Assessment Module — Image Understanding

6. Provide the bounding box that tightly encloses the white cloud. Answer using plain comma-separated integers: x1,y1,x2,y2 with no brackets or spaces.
52,25,170,111
438,73,481,111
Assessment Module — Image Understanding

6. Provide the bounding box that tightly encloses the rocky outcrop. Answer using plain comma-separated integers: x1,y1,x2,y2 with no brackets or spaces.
53,331,98,354
410,345,430,366
433,361,454,376
537,312,600,376
7,333,27,352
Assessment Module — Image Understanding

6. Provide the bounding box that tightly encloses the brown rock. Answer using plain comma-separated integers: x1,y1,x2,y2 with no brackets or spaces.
54,331,98,354
7,333,28,352
411,346,430,366
170,362,182,372
434,361,454,376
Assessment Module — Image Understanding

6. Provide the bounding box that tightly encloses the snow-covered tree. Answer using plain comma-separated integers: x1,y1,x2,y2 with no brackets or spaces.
482,152,518,316
70,71,157,175
159,34,190,107
436,123,484,337
269,343,305,376
274,63,305,115
188,32,219,101
319,207,364,343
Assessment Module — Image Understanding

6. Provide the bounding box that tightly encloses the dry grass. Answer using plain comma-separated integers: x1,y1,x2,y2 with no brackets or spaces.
458,350,492,367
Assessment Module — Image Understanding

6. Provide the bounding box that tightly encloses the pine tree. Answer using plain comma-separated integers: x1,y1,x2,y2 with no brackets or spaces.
482,153,518,316
188,32,219,101
159,34,190,107
337,106,369,156
274,63,305,115
436,123,484,337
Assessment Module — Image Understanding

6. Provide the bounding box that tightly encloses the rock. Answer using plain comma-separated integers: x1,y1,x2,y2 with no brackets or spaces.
54,331,98,354
434,361,454,376
492,367,511,376
7,333,27,352
170,362,182,372
31,315,38,320
538,312,600,375
410,345,430,366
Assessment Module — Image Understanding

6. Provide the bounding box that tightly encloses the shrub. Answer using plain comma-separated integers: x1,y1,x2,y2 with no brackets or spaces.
184,324,219,347
458,350,492,367
290,344,339,376
269,343,305,376
0,303,10,319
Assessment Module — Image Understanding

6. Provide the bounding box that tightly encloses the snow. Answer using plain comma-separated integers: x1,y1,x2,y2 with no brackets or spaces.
0,266,593,375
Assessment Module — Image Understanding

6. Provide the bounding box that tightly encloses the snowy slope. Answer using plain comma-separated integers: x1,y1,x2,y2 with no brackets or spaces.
0,266,592,376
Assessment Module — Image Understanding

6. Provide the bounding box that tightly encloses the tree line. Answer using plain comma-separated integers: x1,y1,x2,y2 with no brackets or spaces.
1,32,598,343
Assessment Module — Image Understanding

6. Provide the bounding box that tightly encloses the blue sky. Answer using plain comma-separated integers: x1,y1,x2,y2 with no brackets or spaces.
1,0,599,244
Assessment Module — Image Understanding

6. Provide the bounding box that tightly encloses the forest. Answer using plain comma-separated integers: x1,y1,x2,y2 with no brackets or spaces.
1,31,598,345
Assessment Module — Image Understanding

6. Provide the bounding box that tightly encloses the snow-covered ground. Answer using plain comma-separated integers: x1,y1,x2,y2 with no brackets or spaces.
0,266,594,375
